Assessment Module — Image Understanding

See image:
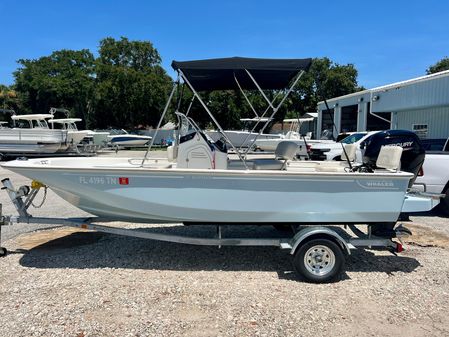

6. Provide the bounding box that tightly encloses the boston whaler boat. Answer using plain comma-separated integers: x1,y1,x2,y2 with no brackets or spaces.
0,57,442,282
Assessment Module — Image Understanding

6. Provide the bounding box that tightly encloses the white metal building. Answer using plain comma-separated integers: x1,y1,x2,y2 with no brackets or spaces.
316,70,449,147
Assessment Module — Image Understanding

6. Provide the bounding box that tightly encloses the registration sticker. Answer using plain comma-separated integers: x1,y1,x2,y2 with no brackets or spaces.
119,177,129,185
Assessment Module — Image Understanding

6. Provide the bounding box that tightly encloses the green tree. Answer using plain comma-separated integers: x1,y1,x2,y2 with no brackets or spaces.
13,49,95,125
93,37,172,129
0,85,21,112
426,57,449,74
290,57,360,115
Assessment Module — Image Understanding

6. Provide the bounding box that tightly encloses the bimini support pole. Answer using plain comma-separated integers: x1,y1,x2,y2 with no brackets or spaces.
141,81,178,167
243,70,306,154
233,74,259,118
237,92,283,150
178,70,250,169
185,95,196,117
234,73,283,150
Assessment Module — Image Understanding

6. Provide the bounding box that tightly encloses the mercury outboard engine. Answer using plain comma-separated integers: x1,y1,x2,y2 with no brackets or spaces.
361,130,425,187
360,130,425,238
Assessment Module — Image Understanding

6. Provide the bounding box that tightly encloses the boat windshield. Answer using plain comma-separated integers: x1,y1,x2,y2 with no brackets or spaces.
107,129,128,135
340,133,367,144
176,112,215,144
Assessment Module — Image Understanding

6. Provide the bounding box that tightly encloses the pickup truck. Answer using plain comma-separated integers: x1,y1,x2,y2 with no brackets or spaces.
413,138,449,215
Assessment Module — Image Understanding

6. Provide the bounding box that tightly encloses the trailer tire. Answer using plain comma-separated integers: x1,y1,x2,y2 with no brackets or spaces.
0,247,7,257
293,238,345,283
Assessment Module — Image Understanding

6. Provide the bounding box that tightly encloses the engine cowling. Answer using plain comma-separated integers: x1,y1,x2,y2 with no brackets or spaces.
361,130,425,187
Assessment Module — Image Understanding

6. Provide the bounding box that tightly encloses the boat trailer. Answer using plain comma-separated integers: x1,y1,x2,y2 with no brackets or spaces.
0,178,410,283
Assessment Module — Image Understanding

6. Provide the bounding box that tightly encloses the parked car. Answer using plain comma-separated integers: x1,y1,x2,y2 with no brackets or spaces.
413,138,449,215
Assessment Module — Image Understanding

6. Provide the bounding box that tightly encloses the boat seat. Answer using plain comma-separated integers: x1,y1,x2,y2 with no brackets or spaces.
253,141,298,170
167,145,178,162
342,143,357,162
376,146,403,171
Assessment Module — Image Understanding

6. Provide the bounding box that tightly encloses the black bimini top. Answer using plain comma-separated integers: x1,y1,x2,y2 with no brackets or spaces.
171,57,312,91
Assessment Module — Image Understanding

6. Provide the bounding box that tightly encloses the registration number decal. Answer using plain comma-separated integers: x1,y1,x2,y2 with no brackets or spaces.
79,176,129,185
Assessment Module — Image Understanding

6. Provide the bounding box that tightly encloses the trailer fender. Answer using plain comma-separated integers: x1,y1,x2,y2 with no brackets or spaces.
289,226,351,256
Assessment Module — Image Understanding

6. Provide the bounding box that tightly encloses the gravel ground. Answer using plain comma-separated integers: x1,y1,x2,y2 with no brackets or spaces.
1,159,449,337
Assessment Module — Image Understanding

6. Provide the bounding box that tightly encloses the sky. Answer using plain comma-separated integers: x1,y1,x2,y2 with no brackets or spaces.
0,0,448,88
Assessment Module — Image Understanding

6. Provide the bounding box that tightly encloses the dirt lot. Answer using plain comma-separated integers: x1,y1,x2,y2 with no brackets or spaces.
1,165,449,337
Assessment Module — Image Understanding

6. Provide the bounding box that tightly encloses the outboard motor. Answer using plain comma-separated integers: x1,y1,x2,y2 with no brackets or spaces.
360,130,424,238
361,130,425,187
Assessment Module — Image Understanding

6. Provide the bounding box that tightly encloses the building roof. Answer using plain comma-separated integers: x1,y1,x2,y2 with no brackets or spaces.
318,69,449,105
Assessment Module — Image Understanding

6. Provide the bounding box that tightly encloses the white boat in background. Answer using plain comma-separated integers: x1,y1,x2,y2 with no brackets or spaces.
0,114,68,155
255,117,310,152
207,117,281,148
106,129,152,147
254,117,334,155
48,118,90,146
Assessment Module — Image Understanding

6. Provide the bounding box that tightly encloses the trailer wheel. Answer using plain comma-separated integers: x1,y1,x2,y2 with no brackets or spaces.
0,247,7,257
293,239,345,283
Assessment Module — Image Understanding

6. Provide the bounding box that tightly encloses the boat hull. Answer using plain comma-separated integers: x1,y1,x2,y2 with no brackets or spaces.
0,129,67,154
68,131,90,145
2,157,412,224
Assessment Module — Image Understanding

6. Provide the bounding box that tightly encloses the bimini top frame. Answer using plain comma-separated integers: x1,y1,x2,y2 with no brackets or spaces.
142,57,312,167
171,57,312,91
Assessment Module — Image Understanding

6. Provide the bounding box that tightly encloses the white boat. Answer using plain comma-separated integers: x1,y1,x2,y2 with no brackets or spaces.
48,118,90,146
0,113,68,155
1,57,438,224
106,129,152,147
207,117,281,148
254,117,333,156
